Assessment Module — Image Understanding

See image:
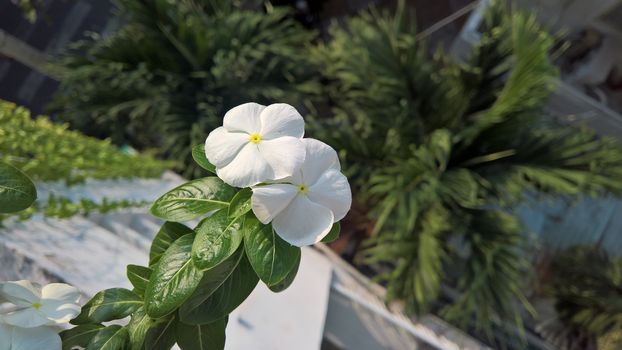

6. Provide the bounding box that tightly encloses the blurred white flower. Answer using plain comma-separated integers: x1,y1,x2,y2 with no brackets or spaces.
0,280,80,328
251,138,352,246
0,319,61,350
205,102,306,187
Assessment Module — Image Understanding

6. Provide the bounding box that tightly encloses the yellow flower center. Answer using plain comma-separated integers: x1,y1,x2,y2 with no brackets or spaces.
31,302,42,310
249,133,263,144
298,184,308,194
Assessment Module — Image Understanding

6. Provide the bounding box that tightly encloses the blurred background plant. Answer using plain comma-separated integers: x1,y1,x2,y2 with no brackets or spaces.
537,245,622,350
49,0,320,178
309,0,622,342
0,100,169,223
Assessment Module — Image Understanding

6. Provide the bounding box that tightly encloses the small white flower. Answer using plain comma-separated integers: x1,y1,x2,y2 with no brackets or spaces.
0,280,80,328
251,138,352,246
0,318,61,350
205,102,306,188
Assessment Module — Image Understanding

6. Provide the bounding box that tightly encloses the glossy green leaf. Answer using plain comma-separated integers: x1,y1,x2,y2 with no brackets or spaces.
192,210,244,271
321,222,341,243
268,253,301,293
145,316,177,350
60,324,104,350
180,246,243,318
126,307,152,350
192,144,216,174
145,234,204,318
176,318,227,350
72,288,142,325
149,222,194,266
179,253,259,324
150,177,235,222
87,325,128,350
244,216,300,286
127,265,152,297
0,160,36,213
228,188,252,219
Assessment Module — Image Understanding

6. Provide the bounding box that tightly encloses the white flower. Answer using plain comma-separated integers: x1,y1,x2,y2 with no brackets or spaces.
205,102,306,188
0,319,61,350
0,280,80,328
251,138,352,246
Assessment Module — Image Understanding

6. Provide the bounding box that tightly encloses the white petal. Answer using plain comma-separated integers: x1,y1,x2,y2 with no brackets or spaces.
272,195,334,247
0,281,41,307
41,283,80,304
223,102,264,133
0,322,12,350
205,127,250,168
259,104,304,139
258,137,306,180
11,326,61,350
300,139,340,185
308,169,352,222
217,143,273,187
3,308,49,328
39,300,81,324
251,184,298,224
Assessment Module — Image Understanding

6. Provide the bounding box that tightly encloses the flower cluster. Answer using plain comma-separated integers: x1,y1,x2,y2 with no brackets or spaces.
0,280,80,349
205,102,352,246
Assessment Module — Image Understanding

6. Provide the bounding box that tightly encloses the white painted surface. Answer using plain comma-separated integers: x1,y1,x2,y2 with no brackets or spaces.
226,248,333,350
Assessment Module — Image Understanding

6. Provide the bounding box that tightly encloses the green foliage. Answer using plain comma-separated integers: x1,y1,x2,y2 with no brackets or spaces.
87,325,129,350
544,245,622,350
72,288,143,324
0,160,36,213
51,0,319,178
311,0,622,338
192,210,244,271
150,177,235,222
0,101,169,184
176,318,227,350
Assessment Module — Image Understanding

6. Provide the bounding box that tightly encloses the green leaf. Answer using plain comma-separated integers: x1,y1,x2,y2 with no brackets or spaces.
149,222,194,266
243,216,300,286
192,210,244,271
176,318,227,350
192,144,216,174
144,316,177,350
0,160,36,213
180,246,243,319
145,234,204,318
228,188,252,218
60,324,104,350
179,253,259,324
87,325,128,350
126,307,152,350
321,222,341,243
127,265,152,297
269,253,301,293
150,177,235,222
72,288,142,325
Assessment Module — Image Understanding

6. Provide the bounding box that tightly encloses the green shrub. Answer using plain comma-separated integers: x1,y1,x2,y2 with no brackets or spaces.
311,0,622,337
51,0,319,178
0,101,170,184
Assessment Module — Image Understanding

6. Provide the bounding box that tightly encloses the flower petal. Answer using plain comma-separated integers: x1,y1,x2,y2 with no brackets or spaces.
0,322,12,349
308,169,352,222
251,184,298,224
39,300,81,324
3,308,49,328
300,139,340,185
259,104,304,139
41,283,80,304
11,326,61,350
217,143,273,187
223,102,264,134
0,281,41,307
205,127,249,168
272,195,334,247
39,283,81,324
258,137,305,180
